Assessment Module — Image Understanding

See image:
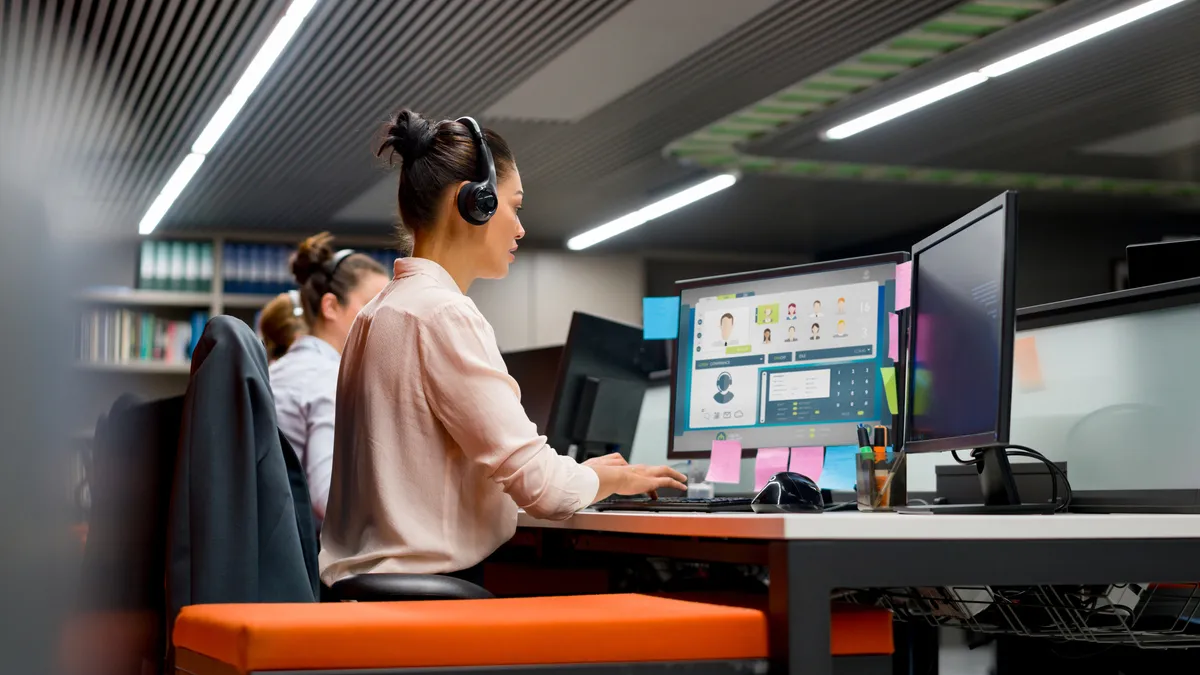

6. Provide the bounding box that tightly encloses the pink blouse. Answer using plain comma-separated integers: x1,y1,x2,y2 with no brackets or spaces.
318,257,599,583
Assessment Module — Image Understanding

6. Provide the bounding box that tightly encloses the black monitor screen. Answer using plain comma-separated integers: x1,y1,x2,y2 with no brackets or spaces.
906,197,1014,451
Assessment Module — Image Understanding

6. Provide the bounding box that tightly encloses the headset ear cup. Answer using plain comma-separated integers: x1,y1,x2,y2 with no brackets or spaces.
457,181,498,226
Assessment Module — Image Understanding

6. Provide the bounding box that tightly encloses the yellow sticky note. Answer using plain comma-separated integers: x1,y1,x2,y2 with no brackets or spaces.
881,366,899,415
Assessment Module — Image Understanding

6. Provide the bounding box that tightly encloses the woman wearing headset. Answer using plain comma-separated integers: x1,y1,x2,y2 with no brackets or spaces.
319,111,686,585
258,290,307,363
270,233,389,530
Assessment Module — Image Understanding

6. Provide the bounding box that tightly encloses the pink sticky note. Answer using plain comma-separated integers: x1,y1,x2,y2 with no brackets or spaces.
706,440,742,484
895,261,913,311
789,447,825,483
888,312,900,362
754,448,790,490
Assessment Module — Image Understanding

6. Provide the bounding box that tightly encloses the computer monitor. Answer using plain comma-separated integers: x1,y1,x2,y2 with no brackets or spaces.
502,346,563,436
901,191,1036,512
1126,238,1200,289
668,253,909,459
545,312,668,461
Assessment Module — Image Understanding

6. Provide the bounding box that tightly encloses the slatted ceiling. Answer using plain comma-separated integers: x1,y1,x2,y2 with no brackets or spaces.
0,0,289,237
516,0,966,188
167,0,634,230
779,0,1200,184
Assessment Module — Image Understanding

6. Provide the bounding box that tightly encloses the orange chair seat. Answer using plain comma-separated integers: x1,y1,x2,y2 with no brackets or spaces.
175,594,767,672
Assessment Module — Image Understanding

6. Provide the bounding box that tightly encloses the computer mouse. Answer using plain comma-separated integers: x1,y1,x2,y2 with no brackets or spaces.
751,471,823,513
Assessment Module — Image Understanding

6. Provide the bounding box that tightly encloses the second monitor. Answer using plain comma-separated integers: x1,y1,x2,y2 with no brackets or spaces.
669,254,908,457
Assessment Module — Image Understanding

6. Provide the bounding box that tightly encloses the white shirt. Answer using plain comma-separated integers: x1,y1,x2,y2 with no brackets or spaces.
269,335,340,527
319,257,599,583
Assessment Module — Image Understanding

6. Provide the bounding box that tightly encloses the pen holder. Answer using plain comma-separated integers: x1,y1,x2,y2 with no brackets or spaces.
855,452,907,512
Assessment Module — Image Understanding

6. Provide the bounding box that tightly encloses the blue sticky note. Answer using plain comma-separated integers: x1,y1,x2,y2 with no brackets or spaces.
643,297,680,340
819,445,860,491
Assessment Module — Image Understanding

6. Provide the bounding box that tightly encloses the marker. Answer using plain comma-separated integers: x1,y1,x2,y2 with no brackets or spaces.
857,426,872,455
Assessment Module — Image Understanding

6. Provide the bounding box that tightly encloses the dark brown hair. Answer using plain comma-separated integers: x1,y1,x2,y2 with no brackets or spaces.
290,232,386,324
258,292,306,360
377,109,515,254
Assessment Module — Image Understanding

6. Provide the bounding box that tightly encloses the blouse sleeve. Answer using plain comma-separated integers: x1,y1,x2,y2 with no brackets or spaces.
417,301,599,519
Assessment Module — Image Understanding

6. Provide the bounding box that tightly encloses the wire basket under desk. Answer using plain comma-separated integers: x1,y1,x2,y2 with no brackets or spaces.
843,583,1200,649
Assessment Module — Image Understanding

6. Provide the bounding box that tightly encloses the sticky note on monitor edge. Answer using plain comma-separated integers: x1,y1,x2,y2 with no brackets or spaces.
895,261,912,311
888,312,899,362
706,440,742,484
642,296,680,340
754,448,790,491
789,447,824,484
880,366,899,416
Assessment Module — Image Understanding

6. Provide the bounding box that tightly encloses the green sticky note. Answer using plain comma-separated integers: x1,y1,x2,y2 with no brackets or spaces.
881,366,899,415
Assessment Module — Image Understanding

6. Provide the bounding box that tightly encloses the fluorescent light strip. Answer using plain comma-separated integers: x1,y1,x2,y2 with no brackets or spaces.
824,73,988,140
824,0,1187,141
980,0,1188,77
567,173,738,250
138,154,206,234
138,0,319,235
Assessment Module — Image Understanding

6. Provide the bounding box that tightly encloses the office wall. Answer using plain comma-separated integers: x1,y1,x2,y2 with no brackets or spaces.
470,251,645,351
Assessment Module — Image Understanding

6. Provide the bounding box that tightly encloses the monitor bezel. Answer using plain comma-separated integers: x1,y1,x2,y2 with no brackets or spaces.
667,252,910,460
902,191,1019,455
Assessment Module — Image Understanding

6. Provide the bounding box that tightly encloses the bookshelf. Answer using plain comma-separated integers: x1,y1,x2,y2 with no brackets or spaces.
75,360,191,375
73,233,399,442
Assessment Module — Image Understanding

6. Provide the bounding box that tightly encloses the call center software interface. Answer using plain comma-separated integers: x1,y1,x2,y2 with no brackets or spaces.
672,261,900,452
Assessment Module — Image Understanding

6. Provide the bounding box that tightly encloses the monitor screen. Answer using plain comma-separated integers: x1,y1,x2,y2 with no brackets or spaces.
670,255,906,456
545,313,664,458
905,193,1016,452
503,346,563,436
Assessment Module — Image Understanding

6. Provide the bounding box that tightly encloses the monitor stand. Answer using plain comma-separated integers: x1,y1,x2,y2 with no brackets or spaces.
897,448,1056,515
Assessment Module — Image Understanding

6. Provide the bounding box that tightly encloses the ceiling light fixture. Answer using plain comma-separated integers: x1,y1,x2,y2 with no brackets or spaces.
823,0,1187,141
566,173,738,251
138,0,319,235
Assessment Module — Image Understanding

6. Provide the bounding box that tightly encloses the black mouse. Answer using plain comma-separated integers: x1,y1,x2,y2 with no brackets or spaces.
751,471,823,513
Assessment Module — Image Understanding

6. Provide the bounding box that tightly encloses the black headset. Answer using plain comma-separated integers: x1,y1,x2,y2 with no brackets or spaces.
455,116,498,226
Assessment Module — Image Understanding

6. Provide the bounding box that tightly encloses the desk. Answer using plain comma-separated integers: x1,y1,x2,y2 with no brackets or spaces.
518,511,1200,675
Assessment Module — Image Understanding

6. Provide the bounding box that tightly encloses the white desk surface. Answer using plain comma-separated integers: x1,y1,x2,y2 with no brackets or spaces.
517,510,1200,541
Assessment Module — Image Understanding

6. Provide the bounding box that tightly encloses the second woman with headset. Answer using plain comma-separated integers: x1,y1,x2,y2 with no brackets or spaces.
320,111,686,585
270,233,389,530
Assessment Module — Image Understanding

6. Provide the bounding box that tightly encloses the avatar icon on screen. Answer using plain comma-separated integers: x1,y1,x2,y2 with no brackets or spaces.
834,320,848,338
785,325,798,343
786,303,797,320
811,300,823,318
714,371,735,404
809,323,821,340
837,297,846,314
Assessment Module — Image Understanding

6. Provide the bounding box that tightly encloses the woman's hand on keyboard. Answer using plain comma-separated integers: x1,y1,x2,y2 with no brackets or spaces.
583,453,627,468
591,464,688,502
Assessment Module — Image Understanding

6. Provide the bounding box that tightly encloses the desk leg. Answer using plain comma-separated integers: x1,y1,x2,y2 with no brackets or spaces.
769,541,835,675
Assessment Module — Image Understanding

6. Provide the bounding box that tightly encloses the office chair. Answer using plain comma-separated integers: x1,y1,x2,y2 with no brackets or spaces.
186,316,491,604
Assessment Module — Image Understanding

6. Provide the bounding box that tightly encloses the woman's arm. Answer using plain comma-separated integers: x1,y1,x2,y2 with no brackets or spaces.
417,302,684,518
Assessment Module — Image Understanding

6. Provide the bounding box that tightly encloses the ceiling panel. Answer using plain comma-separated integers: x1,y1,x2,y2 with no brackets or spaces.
5,0,1197,255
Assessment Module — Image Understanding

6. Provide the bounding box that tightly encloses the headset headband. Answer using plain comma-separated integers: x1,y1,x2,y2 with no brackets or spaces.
327,249,355,278
287,289,303,317
456,116,496,189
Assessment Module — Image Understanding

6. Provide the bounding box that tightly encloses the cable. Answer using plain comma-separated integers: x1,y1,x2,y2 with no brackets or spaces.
982,444,1072,512
950,444,1072,512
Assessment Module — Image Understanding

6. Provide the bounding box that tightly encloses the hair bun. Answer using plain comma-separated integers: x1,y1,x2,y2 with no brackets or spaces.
379,109,436,163
291,231,335,285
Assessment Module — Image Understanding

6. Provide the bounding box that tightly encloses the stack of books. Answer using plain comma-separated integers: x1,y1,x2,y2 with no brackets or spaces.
222,243,403,295
77,309,208,365
137,241,214,292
